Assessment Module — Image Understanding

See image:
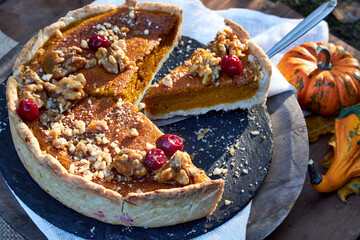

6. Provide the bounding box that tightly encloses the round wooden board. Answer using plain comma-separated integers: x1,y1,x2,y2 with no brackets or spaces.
0,37,273,239
247,91,309,240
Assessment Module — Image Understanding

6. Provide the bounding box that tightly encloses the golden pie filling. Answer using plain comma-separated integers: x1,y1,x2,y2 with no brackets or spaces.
16,4,210,196
25,7,180,105
144,56,261,116
143,28,264,118
28,98,208,195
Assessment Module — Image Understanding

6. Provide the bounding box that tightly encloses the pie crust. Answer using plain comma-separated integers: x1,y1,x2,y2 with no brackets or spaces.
6,1,224,227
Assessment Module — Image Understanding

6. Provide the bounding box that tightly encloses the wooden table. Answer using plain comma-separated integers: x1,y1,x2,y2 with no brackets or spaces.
0,0,359,239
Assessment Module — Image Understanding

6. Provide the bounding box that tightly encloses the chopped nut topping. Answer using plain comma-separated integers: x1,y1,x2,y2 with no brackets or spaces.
89,120,109,132
185,48,221,86
20,69,47,108
74,140,88,157
155,151,207,185
43,47,87,79
95,40,131,74
46,121,64,139
130,128,139,137
74,120,86,135
94,161,106,171
42,74,53,81
33,71,87,122
85,58,97,69
53,137,68,149
162,75,173,88
22,68,43,84
44,73,86,101
208,29,248,58
112,149,147,177
63,127,73,137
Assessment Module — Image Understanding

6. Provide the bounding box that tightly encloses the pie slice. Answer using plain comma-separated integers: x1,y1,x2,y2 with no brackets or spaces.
143,19,272,120
6,0,224,227
14,0,183,107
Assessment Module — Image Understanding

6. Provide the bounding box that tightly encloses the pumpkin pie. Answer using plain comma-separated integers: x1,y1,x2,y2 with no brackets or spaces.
143,19,272,120
6,0,224,227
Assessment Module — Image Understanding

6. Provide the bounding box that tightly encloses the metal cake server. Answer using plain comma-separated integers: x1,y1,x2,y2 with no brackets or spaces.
266,0,337,58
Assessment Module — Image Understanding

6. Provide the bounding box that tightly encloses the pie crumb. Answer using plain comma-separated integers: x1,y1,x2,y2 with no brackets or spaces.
197,128,210,140
229,147,235,156
251,130,260,135
213,167,222,175
130,128,139,137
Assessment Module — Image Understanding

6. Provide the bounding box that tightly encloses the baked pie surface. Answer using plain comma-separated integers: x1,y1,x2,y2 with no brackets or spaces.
6,0,225,227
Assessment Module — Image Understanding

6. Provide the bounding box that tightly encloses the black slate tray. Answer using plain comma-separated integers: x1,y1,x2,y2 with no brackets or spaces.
0,36,273,239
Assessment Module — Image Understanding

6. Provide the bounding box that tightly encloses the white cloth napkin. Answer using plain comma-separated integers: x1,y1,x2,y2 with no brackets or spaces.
0,30,18,59
7,0,329,239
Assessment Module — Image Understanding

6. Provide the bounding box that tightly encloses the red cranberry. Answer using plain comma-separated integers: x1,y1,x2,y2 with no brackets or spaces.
144,148,167,171
220,55,243,76
156,134,183,157
17,99,39,121
88,35,110,50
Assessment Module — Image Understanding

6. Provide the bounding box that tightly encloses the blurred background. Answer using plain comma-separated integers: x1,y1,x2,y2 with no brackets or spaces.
271,0,360,50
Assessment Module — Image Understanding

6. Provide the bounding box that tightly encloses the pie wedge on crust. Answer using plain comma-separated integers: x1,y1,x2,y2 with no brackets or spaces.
6,0,224,227
143,19,272,120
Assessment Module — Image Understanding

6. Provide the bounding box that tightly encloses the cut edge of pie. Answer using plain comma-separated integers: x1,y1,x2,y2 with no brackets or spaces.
143,18,272,120
6,1,225,228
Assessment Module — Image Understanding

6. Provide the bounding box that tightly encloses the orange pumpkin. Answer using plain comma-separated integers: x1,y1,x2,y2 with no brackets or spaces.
277,42,360,115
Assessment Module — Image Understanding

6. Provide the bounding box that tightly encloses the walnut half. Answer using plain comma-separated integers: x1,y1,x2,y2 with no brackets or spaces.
155,151,208,185
44,73,86,101
185,48,221,86
95,40,131,74
43,47,87,79
112,149,148,177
